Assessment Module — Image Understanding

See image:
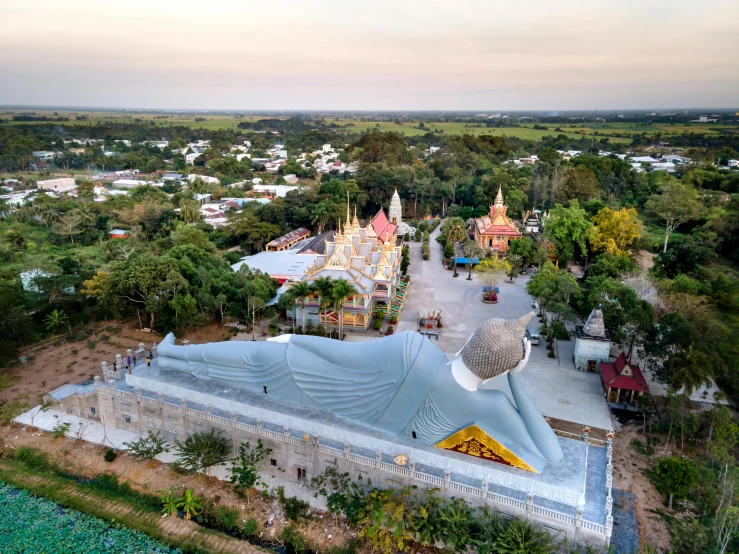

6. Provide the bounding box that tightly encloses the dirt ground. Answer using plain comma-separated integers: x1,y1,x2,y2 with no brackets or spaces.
0,424,359,553
612,423,671,553
635,250,655,271
1,321,235,405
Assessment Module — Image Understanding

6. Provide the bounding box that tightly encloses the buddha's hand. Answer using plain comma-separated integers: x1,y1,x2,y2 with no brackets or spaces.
509,338,531,375
267,334,292,344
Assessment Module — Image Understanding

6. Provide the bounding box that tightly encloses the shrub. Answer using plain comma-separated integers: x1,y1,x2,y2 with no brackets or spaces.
103,449,117,463
494,517,555,554
243,518,259,536
282,496,310,522
280,525,308,552
123,431,170,460
87,341,96,349
51,422,71,438
14,447,49,469
203,504,239,532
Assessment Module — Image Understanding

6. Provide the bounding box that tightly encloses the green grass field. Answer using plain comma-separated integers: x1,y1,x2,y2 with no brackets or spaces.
0,111,267,131
329,119,634,143
2,110,735,142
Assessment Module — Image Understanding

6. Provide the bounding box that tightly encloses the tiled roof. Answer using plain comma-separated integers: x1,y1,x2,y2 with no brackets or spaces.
266,228,311,249
600,353,648,393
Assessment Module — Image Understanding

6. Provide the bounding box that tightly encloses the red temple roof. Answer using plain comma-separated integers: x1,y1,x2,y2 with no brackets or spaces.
371,209,397,242
600,353,649,392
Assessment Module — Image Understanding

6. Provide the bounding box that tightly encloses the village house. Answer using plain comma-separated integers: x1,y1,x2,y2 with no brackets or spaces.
37,177,76,192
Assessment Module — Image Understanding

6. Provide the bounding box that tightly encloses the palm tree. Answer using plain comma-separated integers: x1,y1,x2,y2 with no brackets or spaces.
180,488,203,521
159,486,183,518
291,281,313,335
669,345,712,398
669,345,712,453
312,276,335,336
462,239,481,280
44,309,69,335
331,278,357,339
506,254,523,282
179,199,201,223
442,216,467,277
188,177,210,195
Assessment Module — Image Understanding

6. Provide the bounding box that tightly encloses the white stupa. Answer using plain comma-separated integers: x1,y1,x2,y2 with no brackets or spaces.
389,189,416,236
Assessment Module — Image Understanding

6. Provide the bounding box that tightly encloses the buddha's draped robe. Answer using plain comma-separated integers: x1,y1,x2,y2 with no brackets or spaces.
157,331,563,468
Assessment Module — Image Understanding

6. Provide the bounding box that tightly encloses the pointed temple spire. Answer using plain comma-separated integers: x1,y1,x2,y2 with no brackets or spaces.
346,191,351,223
495,185,504,206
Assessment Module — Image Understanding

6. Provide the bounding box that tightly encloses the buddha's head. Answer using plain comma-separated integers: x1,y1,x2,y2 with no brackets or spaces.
451,312,534,391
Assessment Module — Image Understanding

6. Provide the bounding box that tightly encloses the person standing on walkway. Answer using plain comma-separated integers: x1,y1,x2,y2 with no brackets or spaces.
133,354,136,366
146,356,151,367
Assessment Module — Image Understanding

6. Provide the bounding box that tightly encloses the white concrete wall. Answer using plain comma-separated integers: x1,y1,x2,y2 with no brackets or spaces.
574,338,611,371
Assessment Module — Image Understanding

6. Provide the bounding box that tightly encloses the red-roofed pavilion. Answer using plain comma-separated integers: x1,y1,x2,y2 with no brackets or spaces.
600,352,649,405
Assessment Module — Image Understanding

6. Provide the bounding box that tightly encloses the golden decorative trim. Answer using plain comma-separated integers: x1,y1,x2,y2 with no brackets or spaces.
435,425,537,473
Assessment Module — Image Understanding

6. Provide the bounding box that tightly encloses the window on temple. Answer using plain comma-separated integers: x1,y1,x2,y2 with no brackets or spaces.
90,407,96,415
263,385,268,394
412,431,417,439
270,458,277,466
125,416,131,424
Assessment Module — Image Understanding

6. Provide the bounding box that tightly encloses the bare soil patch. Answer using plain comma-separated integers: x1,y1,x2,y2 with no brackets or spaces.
612,423,671,552
0,425,358,553
1,321,234,404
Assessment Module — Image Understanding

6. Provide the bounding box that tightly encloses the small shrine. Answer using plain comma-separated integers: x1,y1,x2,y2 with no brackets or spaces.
522,210,542,234
473,186,522,252
574,307,612,372
601,352,649,405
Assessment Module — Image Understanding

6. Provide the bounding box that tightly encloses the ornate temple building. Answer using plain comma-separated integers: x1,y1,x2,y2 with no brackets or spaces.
473,187,522,252
293,202,404,330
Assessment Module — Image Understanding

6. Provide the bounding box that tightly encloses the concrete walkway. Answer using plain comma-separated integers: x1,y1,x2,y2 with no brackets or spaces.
398,223,613,431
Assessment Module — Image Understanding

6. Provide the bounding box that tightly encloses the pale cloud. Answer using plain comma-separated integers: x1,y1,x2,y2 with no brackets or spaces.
0,0,737,109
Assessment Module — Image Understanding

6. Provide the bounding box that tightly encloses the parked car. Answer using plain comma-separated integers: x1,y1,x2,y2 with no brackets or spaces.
526,330,540,345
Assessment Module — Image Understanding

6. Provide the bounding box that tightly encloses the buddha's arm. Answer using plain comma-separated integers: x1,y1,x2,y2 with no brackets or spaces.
507,373,563,463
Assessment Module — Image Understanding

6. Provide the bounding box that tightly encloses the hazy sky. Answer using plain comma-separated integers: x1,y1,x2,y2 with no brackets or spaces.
1,0,737,110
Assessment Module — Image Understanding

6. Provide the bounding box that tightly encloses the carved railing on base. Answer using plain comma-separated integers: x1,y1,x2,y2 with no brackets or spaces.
96,382,608,541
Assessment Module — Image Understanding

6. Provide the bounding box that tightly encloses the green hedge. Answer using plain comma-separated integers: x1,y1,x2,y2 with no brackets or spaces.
0,483,180,554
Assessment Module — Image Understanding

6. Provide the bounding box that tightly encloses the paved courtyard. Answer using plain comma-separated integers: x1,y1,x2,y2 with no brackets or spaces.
397,224,613,431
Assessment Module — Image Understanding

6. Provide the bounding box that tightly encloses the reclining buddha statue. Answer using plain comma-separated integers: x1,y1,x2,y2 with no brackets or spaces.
156,311,563,472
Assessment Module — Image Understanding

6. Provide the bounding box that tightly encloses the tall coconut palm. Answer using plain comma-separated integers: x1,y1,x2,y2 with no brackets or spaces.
669,344,712,453
312,276,335,336
442,216,467,277
179,199,201,223
291,281,313,335
331,278,357,339
188,177,210,195
669,344,712,398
